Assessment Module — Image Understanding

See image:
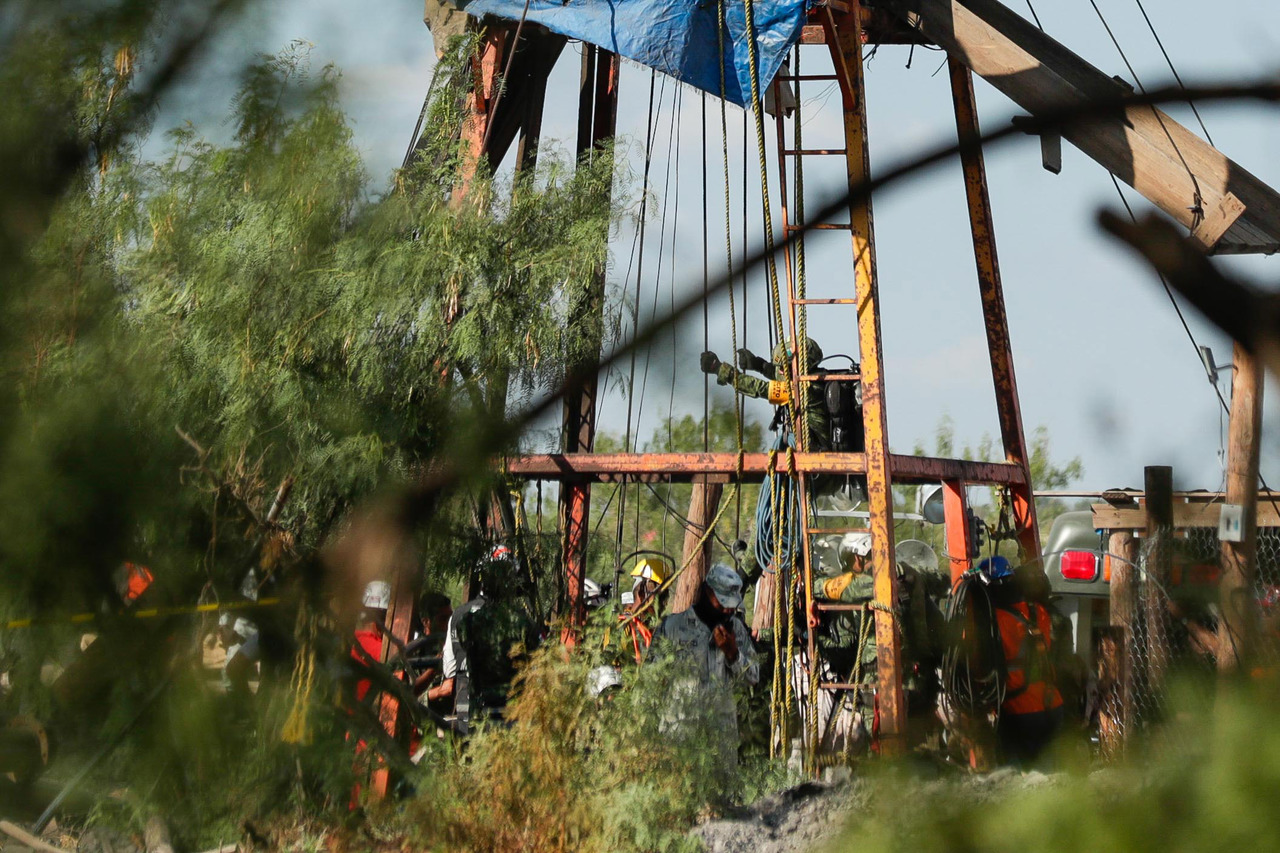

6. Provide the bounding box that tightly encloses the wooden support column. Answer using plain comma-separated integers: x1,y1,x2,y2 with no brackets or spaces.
828,2,905,750
1144,466,1173,691
672,483,725,612
559,44,619,638
942,479,974,585
1102,530,1137,758
948,58,1041,562
1219,342,1263,670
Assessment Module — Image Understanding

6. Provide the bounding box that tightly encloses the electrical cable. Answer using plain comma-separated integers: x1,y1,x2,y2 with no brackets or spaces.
1086,0,1205,226
1132,0,1214,145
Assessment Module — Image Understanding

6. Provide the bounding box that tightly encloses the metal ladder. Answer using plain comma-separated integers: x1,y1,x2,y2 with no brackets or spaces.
769,10,883,765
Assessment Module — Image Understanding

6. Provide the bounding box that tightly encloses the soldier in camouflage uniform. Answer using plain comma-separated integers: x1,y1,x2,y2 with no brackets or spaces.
649,564,759,774
699,339,831,451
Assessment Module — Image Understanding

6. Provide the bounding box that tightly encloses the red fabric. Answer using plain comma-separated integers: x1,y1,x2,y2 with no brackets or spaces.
352,628,383,702
123,563,153,602
996,602,1063,715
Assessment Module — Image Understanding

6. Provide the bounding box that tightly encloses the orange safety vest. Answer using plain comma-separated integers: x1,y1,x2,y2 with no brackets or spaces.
996,601,1063,716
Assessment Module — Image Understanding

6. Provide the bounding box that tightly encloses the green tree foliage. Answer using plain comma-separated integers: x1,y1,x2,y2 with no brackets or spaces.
0,16,630,842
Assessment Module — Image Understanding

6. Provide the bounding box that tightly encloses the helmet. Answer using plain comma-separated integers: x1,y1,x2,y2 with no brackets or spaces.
978,555,1013,582
841,531,873,559
489,543,513,562
584,578,609,609
218,613,232,628
232,617,258,639
771,338,823,370
704,563,744,610
587,665,623,698
362,580,392,610
630,556,669,586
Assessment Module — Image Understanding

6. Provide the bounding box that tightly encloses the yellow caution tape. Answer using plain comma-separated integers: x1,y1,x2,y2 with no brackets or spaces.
4,597,281,631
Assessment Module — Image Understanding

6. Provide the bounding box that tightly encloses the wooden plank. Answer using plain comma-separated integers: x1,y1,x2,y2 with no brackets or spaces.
1192,192,1247,251
1091,499,1280,529
881,0,1280,255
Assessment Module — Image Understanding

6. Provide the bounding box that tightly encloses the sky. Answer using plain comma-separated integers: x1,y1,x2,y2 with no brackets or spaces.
151,0,1280,493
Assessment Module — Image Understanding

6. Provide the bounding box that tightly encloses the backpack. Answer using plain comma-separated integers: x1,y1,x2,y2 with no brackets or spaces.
821,372,864,453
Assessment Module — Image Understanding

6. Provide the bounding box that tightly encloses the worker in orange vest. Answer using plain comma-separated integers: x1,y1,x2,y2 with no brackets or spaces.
619,556,669,664
981,556,1064,766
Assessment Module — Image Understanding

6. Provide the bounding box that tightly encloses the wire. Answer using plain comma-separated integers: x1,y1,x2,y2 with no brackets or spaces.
1086,0,1205,226
1024,0,1044,31
1132,0,1214,145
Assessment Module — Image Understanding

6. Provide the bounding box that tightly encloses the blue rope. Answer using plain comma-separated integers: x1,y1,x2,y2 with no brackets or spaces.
755,433,800,574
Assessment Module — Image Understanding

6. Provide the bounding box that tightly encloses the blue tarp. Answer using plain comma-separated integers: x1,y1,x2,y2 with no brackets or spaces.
456,0,809,107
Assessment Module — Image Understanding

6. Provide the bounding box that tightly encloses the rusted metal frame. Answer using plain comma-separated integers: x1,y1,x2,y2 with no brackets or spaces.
559,45,619,637
503,452,1026,484
455,27,510,202
942,480,974,584
825,2,905,751
800,6,931,45
947,58,1041,563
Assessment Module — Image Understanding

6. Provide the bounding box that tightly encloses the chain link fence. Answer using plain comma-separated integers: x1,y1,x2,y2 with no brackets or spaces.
1096,524,1280,755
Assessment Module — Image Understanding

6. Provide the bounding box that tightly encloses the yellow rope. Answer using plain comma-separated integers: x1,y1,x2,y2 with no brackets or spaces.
281,607,317,745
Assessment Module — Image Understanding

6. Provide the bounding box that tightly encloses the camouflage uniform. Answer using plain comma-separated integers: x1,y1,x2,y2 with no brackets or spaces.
713,362,831,451
650,607,759,772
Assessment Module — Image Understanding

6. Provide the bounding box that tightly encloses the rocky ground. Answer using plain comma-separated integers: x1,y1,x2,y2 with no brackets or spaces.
690,766,1080,853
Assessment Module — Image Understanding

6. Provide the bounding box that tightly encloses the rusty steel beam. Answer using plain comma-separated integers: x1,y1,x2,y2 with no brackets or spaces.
948,58,1042,563
942,480,973,584
559,44,619,636
827,1,905,752
502,452,1026,485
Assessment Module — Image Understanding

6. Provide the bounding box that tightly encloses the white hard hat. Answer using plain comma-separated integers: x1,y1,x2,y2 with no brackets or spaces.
842,531,873,558
583,578,607,608
587,665,623,698
232,617,257,639
363,580,392,610
218,613,232,628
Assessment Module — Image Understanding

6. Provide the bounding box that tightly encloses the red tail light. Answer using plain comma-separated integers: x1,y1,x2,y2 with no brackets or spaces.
1060,550,1099,582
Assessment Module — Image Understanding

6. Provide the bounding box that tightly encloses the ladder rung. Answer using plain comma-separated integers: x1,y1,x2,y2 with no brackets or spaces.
820,682,869,691
797,373,860,381
776,74,840,82
815,602,870,612
781,148,847,156
785,223,852,231
792,298,857,305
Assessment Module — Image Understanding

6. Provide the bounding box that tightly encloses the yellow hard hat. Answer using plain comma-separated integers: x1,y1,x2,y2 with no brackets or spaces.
630,556,669,585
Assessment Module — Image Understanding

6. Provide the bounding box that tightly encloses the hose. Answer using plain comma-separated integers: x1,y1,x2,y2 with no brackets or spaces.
755,434,800,574
939,571,1006,717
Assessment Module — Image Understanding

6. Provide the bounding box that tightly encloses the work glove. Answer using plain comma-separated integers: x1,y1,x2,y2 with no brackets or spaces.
699,351,722,375
736,348,765,373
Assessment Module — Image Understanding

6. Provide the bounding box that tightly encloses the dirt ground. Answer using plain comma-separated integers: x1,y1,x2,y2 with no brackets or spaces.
690,766,1074,853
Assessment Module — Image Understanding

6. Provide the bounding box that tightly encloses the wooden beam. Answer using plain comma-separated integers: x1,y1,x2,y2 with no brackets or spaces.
1091,499,1280,530
881,0,1280,254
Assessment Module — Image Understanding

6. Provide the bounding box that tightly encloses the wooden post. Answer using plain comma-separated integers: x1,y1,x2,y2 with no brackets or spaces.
1219,342,1263,670
1103,530,1137,757
751,572,776,636
673,482,724,612
1143,466,1173,692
